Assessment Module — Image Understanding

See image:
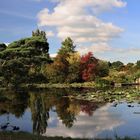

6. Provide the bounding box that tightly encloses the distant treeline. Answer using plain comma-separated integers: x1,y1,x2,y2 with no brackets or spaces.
0,29,140,87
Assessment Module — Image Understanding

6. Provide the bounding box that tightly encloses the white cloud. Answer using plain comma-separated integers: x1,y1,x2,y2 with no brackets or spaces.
45,31,54,37
113,47,140,54
77,42,111,54
50,53,57,58
37,0,126,56
49,0,126,13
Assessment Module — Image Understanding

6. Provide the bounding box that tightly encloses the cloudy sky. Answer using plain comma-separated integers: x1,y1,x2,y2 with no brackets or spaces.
0,0,140,63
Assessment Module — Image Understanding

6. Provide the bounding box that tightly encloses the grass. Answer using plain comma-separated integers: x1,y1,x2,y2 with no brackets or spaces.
24,82,96,89
0,132,137,140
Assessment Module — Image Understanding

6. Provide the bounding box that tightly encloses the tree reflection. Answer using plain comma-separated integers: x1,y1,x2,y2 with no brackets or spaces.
0,88,104,135
29,91,77,131
79,100,99,116
0,89,29,131
55,97,76,128
29,93,50,135
0,89,28,118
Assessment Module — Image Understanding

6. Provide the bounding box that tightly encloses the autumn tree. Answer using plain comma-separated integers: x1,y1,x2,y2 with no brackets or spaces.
80,52,98,82
44,37,78,83
44,56,68,83
66,52,81,83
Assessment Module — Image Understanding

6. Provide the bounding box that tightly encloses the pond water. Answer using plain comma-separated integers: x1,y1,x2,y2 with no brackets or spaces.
0,87,140,139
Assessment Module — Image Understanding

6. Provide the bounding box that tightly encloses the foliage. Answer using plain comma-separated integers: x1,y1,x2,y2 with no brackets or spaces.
0,43,7,51
58,37,75,55
66,52,81,83
80,52,98,82
136,60,140,68
32,29,47,40
0,30,140,87
0,29,50,86
44,38,79,83
95,77,111,87
133,71,140,79
96,60,109,77
1,59,28,86
44,61,67,83
111,61,124,71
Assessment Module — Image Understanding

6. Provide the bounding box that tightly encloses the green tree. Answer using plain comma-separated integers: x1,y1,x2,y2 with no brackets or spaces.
136,60,140,69
0,30,51,86
44,38,77,83
0,43,7,51
1,59,28,86
96,60,109,77
32,29,46,40
111,61,124,71
58,37,75,55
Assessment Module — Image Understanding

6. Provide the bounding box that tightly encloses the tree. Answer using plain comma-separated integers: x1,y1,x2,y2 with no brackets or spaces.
44,55,68,83
80,52,98,82
1,59,28,86
111,61,124,71
58,37,75,55
136,60,140,69
44,38,77,83
32,29,46,40
66,52,81,83
55,97,76,128
0,43,7,51
96,60,109,77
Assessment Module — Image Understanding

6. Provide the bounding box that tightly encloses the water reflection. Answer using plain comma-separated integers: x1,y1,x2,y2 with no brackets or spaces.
0,89,28,117
0,87,140,138
46,103,124,138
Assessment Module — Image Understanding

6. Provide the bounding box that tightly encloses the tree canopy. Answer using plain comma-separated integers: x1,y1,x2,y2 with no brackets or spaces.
0,30,140,87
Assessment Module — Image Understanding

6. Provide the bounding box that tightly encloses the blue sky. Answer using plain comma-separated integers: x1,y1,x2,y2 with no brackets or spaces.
0,0,139,63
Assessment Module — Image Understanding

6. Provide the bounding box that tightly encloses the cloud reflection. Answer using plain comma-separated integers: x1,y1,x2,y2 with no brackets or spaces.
44,103,124,138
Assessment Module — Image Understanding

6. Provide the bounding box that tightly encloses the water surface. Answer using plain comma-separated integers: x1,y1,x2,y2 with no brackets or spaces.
0,87,140,139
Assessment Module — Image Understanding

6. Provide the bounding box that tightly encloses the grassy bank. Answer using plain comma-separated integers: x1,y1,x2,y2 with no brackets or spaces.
0,132,136,140
23,82,98,89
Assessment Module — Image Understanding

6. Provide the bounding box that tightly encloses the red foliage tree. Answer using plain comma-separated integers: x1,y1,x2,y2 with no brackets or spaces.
80,52,98,81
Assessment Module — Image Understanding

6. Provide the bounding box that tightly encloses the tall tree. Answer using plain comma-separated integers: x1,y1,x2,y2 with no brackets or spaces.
66,52,81,83
58,37,75,55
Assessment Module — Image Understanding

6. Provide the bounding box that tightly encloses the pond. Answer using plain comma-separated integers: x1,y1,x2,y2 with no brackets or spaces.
0,86,140,139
